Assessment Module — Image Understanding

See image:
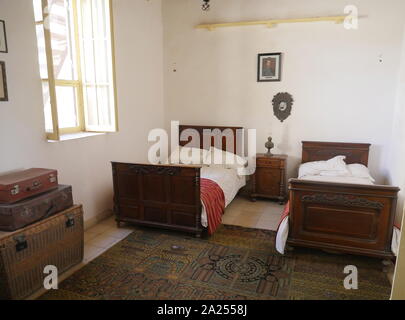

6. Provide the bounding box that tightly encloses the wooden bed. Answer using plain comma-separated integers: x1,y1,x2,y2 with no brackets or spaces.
111,125,243,238
288,141,399,259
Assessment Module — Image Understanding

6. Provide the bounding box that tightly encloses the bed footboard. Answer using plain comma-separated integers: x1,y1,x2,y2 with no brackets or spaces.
112,162,203,237
288,179,399,259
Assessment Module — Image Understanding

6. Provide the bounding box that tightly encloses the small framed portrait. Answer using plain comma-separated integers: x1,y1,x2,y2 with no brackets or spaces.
258,53,282,82
0,20,7,53
0,61,8,102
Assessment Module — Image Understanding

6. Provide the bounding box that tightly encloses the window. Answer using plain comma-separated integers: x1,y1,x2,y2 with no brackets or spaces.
33,0,118,140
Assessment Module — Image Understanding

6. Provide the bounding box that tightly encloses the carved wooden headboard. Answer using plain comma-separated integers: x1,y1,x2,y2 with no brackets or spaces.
179,125,244,154
302,141,371,166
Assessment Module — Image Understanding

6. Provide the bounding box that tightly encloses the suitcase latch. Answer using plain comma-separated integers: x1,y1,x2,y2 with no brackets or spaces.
49,174,57,183
66,215,75,228
14,235,28,252
10,185,20,196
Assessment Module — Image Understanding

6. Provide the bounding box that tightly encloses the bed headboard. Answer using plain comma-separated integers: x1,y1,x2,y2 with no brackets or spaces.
179,125,244,154
302,141,371,166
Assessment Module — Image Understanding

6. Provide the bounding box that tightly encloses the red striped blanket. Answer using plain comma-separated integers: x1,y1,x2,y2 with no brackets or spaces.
201,178,225,235
277,201,290,231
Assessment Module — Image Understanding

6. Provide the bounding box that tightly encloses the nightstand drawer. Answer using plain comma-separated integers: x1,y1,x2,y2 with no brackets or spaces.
257,158,281,168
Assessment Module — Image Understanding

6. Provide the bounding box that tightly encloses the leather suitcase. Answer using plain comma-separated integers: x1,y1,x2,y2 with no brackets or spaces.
0,168,58,204
0,185,73,232
0,205,84,300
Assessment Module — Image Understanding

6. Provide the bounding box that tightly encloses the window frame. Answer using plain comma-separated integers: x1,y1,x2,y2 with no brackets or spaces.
36,0,118,141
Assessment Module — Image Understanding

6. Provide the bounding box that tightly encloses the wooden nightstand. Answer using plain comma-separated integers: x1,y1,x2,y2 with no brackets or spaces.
251,154,287,204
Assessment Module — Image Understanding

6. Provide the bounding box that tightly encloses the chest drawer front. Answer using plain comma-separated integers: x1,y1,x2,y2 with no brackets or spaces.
257,158,282,168
255,168,281,196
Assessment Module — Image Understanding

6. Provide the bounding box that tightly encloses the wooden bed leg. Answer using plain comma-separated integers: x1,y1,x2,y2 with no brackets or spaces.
382,260,393,273
116,220,122,228
382,259,392,266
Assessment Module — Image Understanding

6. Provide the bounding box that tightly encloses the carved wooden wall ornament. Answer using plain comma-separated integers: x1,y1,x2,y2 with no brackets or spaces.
272,92,293,122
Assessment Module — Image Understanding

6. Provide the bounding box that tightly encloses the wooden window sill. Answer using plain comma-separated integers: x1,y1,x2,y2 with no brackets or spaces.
48,132,106,142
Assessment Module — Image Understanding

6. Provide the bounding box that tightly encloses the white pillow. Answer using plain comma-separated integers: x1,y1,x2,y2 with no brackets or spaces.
169,146,210,165
298,156,347,178
205,147,247,169
347,164,375,182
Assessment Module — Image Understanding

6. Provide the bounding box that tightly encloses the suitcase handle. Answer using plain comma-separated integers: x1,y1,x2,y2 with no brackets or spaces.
42,203,55,220
26,181,42,192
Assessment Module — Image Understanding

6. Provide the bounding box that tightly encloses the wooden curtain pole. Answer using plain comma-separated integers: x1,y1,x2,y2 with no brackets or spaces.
195,16,347,31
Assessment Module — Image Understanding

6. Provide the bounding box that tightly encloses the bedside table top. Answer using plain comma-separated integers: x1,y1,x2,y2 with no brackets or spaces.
256,153,288,160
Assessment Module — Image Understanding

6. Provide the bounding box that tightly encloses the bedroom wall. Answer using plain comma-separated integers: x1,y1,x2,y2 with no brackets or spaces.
387,24,405,225
0,0,164,227
162,1,405,199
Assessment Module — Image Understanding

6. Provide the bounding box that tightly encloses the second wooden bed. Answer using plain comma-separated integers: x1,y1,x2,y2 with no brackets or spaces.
288,141,399,259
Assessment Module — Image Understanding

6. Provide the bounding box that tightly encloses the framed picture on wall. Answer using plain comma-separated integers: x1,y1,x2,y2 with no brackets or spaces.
0,61,8,101
258,53,282,82
0,20,7,53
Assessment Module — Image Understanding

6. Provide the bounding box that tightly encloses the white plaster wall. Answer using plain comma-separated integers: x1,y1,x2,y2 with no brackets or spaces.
0,0,165,226
387,24,405,225
1,0,405,227
162,0,405,190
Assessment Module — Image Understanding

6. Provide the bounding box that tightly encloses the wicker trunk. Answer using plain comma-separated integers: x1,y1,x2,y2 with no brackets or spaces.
0,205,84,300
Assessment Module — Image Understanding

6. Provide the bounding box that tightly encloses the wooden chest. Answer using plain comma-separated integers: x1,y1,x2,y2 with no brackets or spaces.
0,205,84,300
251,154,287,204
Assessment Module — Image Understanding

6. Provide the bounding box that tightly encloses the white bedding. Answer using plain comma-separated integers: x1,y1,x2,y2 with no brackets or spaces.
200,166,246,227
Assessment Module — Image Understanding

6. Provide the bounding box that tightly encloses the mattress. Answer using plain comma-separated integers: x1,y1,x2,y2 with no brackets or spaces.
200,166,246,227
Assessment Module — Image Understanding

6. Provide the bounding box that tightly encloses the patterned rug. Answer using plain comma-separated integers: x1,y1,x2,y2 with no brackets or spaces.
39,225,391,300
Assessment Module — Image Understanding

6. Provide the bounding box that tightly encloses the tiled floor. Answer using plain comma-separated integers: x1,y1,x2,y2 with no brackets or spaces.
27,196,284,299
223,196,284,230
